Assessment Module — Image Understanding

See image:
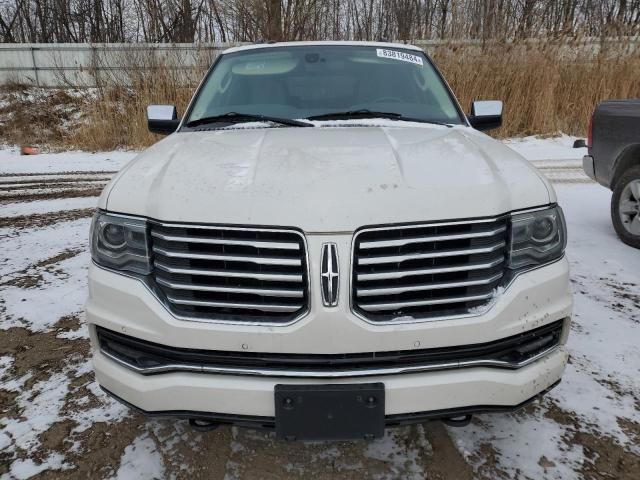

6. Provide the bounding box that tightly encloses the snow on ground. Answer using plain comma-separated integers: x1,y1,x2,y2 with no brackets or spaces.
0,197,99,218
0,148,134,174
0,218,90,279
112,433,166,480
0,135,638,479
505,134,587,161
507,135,589,183
1,249,91,331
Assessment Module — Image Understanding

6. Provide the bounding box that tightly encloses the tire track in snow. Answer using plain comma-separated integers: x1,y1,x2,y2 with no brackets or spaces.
531,158,592,184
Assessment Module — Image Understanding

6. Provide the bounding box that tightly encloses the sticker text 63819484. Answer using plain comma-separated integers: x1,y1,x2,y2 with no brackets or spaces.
376,49,423,65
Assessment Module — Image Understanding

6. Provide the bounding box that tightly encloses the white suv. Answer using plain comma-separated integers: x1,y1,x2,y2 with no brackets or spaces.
87,41,572,441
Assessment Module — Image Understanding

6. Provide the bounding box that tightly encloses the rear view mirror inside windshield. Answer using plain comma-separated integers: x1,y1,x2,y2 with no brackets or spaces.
231,53,298,75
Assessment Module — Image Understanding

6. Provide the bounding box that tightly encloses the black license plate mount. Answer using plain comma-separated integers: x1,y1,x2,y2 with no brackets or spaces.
274,383,385,441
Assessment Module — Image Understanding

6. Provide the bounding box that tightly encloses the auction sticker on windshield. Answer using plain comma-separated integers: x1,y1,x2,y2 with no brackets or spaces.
376,49,423,65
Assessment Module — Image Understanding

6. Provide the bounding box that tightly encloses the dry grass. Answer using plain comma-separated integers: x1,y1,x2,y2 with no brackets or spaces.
0,89,88,147
2,39,639,150
73,80,196,150
434,39,640,138
73,55,204,150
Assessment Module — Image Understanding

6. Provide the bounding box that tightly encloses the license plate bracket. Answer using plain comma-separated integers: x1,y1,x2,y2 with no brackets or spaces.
274,383,385,441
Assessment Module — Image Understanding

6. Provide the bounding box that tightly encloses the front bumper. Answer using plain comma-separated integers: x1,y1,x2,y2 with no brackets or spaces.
87,257,572,418
101,376,562,432
94,345,567,418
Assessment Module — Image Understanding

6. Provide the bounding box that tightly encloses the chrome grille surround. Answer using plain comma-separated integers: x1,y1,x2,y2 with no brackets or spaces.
150,222,310,325
351,216,510,323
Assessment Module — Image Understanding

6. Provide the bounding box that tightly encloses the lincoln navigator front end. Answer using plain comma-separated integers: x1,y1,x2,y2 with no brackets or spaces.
87,41,572,441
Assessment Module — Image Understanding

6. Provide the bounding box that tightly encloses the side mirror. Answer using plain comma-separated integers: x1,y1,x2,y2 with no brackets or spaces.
147,105,180,135
468,100,503,131
573,139,587,149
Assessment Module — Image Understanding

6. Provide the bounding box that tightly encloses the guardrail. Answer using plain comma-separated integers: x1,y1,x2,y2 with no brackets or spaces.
0,43,239,87
1,39,638,87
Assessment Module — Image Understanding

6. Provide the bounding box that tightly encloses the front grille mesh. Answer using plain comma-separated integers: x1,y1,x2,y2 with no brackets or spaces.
352,217,509,322
150,224,309,323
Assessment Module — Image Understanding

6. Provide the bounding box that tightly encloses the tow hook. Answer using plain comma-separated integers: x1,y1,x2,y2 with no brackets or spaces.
442,414,473,427
189,418,220,432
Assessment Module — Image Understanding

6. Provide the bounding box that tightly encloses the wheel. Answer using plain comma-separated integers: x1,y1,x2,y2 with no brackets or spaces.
611,165,640,249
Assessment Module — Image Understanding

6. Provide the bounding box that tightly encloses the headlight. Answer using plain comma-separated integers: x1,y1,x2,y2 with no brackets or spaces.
90,212,151,275
508,206,567,270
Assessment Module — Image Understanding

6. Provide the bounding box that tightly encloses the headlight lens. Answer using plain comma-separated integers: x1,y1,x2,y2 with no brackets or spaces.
90,212,151,275
508,206,567,270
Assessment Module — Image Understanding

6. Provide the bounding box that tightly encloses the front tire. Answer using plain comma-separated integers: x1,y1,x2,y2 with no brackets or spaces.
611,165,640,249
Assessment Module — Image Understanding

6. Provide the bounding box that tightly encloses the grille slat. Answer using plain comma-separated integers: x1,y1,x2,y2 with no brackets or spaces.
353,217,509,322
358,292,495,312
357,241,506,265
356,256,505,281
166,296,304,313
150,224,309,323
156,277,304,298
359,225,507,249
151,231,300,250
154,262,304,282
152,246,302,266
357,272,503,297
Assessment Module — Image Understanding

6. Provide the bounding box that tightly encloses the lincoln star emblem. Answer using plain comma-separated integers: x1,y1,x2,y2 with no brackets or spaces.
320,243,339,307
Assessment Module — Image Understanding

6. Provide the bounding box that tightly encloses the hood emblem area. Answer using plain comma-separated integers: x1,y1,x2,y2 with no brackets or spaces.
320,243,340,307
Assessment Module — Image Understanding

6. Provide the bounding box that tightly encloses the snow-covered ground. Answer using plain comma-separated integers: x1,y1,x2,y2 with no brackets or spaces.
0,147,132,174
0,136,638,479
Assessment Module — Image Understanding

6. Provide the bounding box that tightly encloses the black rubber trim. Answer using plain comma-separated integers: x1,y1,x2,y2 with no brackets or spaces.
100,380,560,431
96,320,563,375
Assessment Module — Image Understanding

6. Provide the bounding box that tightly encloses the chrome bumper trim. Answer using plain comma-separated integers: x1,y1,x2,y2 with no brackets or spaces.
100,344,560,379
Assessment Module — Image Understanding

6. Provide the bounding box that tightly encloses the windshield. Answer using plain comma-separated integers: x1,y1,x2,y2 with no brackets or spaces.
185,45,464,127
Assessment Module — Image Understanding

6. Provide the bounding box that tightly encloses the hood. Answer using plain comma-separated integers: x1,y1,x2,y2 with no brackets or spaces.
103,125,552,232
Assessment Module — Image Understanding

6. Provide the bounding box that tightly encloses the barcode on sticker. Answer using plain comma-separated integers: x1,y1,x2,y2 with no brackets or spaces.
376,49,423,65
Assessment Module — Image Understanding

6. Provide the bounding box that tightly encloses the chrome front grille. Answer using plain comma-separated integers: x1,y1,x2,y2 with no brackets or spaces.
352,217,509,322
150,223,309,323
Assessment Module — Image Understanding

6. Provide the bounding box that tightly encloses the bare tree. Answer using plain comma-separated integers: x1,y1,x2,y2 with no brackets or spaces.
1,0,638,43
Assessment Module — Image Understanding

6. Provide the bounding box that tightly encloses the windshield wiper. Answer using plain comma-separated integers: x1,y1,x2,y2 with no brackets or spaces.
186,112,313,128
306,109,452,127
307,109,401,121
